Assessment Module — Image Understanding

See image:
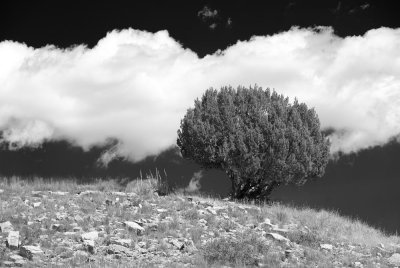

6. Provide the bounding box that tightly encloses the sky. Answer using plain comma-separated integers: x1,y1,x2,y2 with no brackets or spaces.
1,0,400,162
1,0,400,233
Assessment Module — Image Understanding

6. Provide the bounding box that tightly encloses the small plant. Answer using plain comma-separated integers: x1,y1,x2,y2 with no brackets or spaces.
287,230,320,248
182,207,200,221
201,232,269,266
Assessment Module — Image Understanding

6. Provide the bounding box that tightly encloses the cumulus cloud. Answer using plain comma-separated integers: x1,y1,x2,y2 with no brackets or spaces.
1,26,400,160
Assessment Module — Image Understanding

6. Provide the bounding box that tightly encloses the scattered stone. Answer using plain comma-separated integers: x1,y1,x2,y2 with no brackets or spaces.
7,231,20,249
73,226,83,233
124,221,145,235
388,253,400,266
20,245,44,260
354,261,363,268
14,259,27,267
112,238,132,247
83,239,96,254
81,231,99,241
157,208,168,213
50,191,69,196
9,254,24,262
184,239,197,253
0,221,13,233
198,219,207,225
169,238,184,250
32,202,41,208
51,223,65,232
107,244,135,256
267,232,290,243
75,215,84,222
3,261,14,267
206,206,217,215
320,244,333,251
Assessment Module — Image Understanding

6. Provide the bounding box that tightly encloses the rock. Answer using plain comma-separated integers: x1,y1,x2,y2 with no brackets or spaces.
79,190,100,195
9,254,24,262
124,221,145,235
320,244,333,250
14,259,27,267
51,223,65,232
75,215,84,222
198,219,207,225
157,208,168,213
73,250,89,262
0,221,13,233
0,189,4,194
184,239,197,253
81,231,99,241
32,202,41,208
35,215,47,222
50,191,68,196
83,239,96,254
7,231,20,249
73,226,83,232
354,261,363,268
20,245,44,260
112,238,132,247
107,244,135,256
266,232,290,243
3,261,14,267
206,206,217,215
388,253,400,266
169,238,184,250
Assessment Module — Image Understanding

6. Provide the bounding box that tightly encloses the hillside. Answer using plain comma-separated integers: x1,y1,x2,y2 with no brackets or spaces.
1,177,400,268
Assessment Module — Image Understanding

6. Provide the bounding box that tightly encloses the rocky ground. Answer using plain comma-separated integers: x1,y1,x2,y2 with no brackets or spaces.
1,179,400,267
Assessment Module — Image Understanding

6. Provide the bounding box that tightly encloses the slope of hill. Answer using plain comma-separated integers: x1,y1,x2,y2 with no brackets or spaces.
1,177,400,267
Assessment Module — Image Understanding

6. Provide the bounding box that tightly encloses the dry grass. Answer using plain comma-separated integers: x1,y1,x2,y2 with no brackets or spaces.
1,176,400,268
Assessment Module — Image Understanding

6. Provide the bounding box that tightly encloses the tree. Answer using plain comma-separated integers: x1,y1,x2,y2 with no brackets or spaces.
177,85,330,200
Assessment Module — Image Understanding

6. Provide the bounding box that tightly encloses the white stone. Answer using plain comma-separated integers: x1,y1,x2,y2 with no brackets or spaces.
33,202,41,208
169,238,184,250
107,244,135,256
9,254,24,261
266,232,290,242
388,253,400,266
81,231,99,241
7,231,19,249
124,221,145,235
206,207,217,215
50,191,68,196
157,208,168,213
0,221,13,233
320,244,333,250
20,245,43,260
112,238,132,247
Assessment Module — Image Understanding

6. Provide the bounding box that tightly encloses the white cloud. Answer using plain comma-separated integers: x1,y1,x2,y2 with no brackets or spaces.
198,6,218,21
1,27,400,160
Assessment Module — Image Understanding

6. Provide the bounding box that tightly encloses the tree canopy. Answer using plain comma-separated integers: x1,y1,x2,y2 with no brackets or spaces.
177,85,330,200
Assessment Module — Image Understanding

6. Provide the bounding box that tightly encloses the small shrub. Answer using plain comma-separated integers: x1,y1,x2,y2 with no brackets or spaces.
202,232,269,266
182,208,200,221
286,230,320,248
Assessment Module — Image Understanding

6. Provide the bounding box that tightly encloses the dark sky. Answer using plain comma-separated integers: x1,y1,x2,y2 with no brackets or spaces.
1,0,400,234
2,0,399,57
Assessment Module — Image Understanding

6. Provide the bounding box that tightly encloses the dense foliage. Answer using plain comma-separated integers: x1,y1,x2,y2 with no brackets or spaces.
177,85,330,199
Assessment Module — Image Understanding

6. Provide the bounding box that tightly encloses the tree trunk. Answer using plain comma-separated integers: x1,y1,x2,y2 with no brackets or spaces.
229,176,280,201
